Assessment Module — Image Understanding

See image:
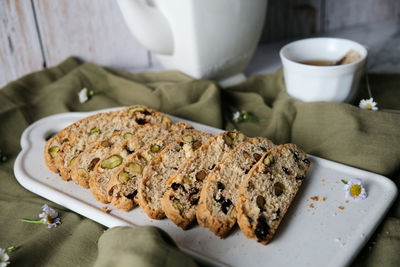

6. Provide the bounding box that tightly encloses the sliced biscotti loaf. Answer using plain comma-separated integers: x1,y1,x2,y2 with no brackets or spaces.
55,106,170,181
107,127,204,211
196,137,275,238
162,130,247,230
237,144,311,245
138,130,214,219
90,122,192,204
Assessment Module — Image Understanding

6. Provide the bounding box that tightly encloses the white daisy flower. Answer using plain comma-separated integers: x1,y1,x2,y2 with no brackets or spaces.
0,248,10,267
359,98,378,111
232,111,240,121
39,204,61,228
344,178,367,201
21,204,61,229
78,88,89,103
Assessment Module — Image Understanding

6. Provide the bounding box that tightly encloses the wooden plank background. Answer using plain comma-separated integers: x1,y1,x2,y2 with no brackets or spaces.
0,0,43,87
33,0,149,70
1,0,400,87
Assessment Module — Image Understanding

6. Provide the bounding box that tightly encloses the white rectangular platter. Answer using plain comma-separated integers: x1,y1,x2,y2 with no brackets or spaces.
14,108,398,267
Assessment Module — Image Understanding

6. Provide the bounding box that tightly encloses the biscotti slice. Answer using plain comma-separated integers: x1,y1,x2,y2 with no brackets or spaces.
90,122,192,203
237,144,311,245
44,105,153,173
196,137,275,237
138,130,214,219
162,130,247,230
55,106,169,181
107,127,204,211
44,111,114,173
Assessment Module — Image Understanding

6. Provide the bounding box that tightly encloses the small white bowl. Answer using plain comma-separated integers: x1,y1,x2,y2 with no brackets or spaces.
280,38,368,102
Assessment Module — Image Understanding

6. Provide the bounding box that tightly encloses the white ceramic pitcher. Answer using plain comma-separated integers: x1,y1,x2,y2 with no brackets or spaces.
117,0,267,85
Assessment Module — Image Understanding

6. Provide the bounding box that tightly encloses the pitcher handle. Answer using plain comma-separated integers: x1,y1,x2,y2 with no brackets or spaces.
117,0,174,55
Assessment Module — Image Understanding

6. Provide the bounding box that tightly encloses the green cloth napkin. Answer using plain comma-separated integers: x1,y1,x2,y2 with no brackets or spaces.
0,57,399,266
93,226,198,267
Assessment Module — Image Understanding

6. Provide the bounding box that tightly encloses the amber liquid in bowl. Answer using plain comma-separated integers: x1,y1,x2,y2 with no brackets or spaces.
299,60,335,66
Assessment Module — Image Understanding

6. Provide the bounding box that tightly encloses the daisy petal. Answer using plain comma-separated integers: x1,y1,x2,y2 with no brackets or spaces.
78,88,89,103
0,248,10,267
344,178,367,201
